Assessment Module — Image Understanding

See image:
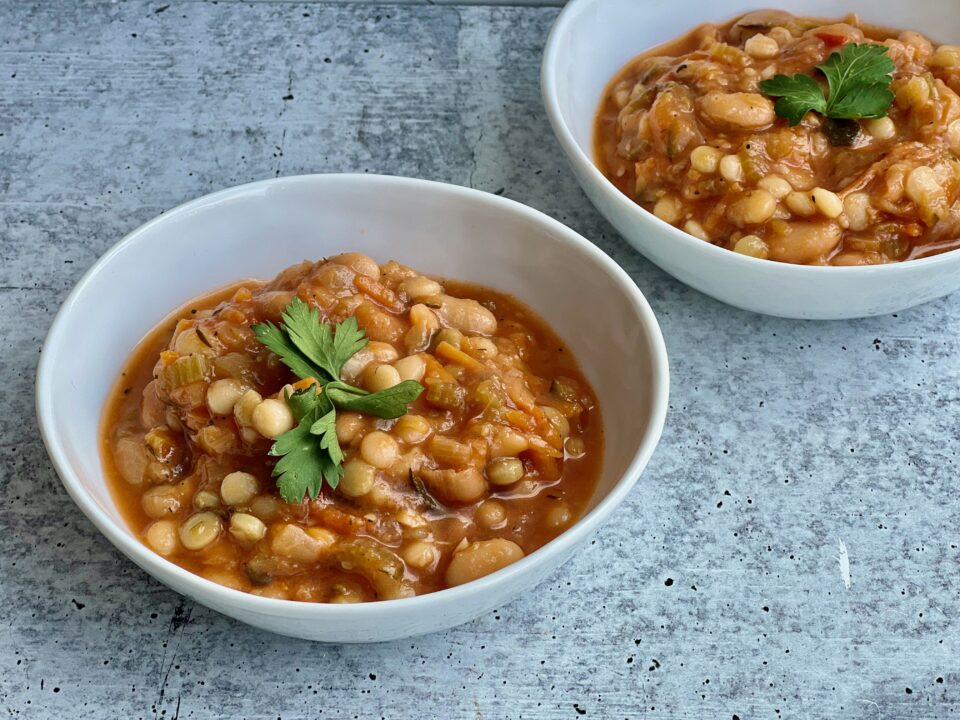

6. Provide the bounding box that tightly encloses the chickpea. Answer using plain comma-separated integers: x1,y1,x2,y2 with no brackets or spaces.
565,436,586,458
475,499,507,529
445,539,525,588
652,195,683,224
394,414,432,444
360,431,400,469
220,471,258,506
229,512,267,543
178,512,222,551
402,540,438,569
339,459,377,497
486,457,525,486
252,398,295,439
363,363,402,392
192,489,221,510
689,145,722,174
394,354,426,382
335,412,365,444
733,235,769,259
767,26,793,44
545,502,572,529
206,379,247,416
719,154,744,183
744,34,779,59
145,520,179,556
233,389,263,427
864,117,895,140
930,44,960,68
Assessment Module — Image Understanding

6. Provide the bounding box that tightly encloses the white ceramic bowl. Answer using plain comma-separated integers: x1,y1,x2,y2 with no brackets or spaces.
542,0,960,319
36,174,669,642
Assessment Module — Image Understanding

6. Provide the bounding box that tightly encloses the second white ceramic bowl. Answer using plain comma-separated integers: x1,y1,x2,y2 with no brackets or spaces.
542,0,960,319
36,174,669,642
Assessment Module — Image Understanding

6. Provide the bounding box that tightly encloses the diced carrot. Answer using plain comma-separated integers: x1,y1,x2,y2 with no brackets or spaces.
422,354,456,383
435,341,488,373
354,274,405,313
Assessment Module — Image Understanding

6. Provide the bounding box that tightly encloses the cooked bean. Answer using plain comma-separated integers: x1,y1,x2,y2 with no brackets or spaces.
719,154,744,183
445,539,525,587
843,193,872,232
394,414,432,444
785,191,816,217
653,195,683,224
424,467,488,504
206,378,247,416
335,412,365,444
142,484,183,518
229,512,267,543
728,189,777,226
811,188,843,219
233,389,263,427
339,459,377,497
744,34,779,59
545,502,572,529
864,117,895,140
179,512,221,551
564,436,586,457
145,520,179,556
425,295,497,336
328,252,380,279
767,222,842,264
401,275,443,300
220,471,258,506
475,499,507,529
249,494,280,521
251,398,295,439
733,235,769,259
700,93,775,130
683,219,709,241
929,45,960,68
394,354,426,382
363,363,401,392
757,175,792,200
193,489,221,510
539,406,571,438
490,427,529,458
486,457,524,486
360,431,399,469
402,540,438,569
689,145,722,174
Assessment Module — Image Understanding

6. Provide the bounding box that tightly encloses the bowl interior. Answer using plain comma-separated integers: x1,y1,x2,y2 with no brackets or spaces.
40,175,665,547
550,0,960,162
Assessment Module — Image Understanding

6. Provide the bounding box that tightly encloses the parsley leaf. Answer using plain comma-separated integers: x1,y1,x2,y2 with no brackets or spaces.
759,43,895,127
280,298,367,383
253,298,425,503
270,389,342,503
759,73,826,126
325,379,425,419
252,320,327,382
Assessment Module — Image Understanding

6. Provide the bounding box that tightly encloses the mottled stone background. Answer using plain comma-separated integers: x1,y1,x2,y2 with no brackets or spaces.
1,1,957,718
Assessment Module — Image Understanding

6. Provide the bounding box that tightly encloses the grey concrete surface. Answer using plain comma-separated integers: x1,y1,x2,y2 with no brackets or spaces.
1,1,958,718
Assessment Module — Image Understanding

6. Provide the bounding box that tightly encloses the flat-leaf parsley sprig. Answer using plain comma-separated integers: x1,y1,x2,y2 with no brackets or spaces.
251,298,423,503
759,43,896,127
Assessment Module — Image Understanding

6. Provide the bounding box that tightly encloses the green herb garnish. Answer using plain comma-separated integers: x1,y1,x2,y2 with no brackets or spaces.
759,43,895,127
251,298,424,503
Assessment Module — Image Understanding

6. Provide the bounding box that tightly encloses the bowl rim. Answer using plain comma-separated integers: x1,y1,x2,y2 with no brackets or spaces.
541,0,960,274
36,172,670,619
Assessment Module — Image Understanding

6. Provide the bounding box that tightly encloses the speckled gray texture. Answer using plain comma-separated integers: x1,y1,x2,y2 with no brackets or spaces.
1,1,958,718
